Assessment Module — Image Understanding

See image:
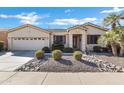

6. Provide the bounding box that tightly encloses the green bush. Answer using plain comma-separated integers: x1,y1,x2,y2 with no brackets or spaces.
42,47,51,53
63,47,73,53
73,51,82,60
35,50,44,60
52,50,62,60
0,41,4,52
52,43,64,51
93,46,102,52
73,48,81,52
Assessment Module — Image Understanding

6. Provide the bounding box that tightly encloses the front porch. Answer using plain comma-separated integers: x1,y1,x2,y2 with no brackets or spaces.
69,33,87,51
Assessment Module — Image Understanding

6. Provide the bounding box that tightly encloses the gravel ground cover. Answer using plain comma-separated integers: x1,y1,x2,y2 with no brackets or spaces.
15,54,124,72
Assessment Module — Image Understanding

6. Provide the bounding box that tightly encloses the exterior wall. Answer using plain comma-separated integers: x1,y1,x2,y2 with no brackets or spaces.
0,31,8,48
86,26,106,51
86,26,106,35
8,26,50,50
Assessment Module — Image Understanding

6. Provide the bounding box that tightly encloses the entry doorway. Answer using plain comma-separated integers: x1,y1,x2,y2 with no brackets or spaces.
73,34,82,49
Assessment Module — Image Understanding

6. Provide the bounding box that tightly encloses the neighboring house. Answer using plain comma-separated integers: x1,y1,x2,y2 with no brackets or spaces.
6,23,108,51
0,29,8,48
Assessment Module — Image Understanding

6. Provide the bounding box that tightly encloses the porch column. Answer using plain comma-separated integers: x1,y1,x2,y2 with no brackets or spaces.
65,34,69,47
82,34,86,51
50,34,54,47
69,34,73,48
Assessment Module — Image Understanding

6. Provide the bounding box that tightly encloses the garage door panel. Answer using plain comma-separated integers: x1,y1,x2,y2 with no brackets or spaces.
12,38,49,50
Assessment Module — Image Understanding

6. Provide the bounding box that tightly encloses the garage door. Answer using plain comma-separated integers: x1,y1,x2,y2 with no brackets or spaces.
12,37,49,50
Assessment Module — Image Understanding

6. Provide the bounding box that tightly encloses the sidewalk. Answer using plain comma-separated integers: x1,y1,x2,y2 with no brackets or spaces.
0,72,124,85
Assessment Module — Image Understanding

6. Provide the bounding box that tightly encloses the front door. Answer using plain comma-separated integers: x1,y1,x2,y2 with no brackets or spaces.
73,34,82,49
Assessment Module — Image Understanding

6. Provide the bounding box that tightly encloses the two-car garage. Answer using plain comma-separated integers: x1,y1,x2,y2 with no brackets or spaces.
8,24,50,50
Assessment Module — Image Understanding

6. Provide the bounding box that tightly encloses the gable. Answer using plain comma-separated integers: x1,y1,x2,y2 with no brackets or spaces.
86,25,106,35
68,28,86,34
8,25,50,37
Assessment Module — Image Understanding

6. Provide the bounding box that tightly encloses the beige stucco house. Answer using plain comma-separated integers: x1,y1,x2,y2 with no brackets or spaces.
6,23,108,51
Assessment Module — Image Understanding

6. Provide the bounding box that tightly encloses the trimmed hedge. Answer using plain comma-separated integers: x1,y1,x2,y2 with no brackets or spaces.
52,50,62,60
73,51,82,60
93,46,109,53
35,50,44,60
93,46,102,52
0,41,4,52
63,47,73,53
42,47,51,53
52,43,64,51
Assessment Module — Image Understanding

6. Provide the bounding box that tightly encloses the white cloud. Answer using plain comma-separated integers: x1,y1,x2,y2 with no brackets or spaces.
49,17,97,25
64,9,73,13
0,12,49,25
101,7,124,14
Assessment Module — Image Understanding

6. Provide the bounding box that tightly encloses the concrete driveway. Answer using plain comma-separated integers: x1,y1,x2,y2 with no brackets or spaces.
0,51,34,71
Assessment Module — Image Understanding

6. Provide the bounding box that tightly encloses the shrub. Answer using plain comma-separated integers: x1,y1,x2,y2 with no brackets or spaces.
0,41,4,52
52,43,64,51
35,50,44,60
63,47,73,53
42,47,51,53
73,48,82,52
93,46,102,53
101,47,108,53
52,50,62,60
73,51,82,60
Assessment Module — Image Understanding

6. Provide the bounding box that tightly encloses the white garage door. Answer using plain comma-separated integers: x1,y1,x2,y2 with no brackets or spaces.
12,37,49,50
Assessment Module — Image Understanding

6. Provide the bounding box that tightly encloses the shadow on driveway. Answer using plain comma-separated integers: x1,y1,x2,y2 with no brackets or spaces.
11,51,35,57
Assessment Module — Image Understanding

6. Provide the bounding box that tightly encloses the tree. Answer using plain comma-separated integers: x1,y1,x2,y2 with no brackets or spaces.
115,27,124,56
103,13,124,30
98,30,118,56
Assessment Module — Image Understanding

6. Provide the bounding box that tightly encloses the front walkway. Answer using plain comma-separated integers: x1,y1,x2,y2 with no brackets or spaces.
0,72,124,85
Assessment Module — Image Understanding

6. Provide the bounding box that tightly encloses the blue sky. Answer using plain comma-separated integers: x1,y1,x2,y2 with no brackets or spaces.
0,7,124,29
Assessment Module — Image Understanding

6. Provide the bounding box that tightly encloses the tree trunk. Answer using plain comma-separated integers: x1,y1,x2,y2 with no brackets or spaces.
111,42,117,56
112,23,116,30
120,43,124,56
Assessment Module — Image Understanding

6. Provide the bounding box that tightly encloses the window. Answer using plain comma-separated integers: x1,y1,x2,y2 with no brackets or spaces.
30,38,33,40
14,38,17,40
34,38,37,40
54,35,66,44
38,38,41,40
22,38,25,40
87,35,100,44
18,38,21,40
26,38,29,40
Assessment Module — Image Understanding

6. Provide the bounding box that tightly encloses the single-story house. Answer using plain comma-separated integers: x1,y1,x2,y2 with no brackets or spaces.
1,23,108,51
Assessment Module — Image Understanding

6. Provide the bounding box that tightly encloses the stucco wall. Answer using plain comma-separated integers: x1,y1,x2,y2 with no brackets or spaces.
86,26,106,35
8,27,50,38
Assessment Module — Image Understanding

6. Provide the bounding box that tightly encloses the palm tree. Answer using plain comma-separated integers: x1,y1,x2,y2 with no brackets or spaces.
98,30,118,56
115,27,124,56
103,13,124,30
